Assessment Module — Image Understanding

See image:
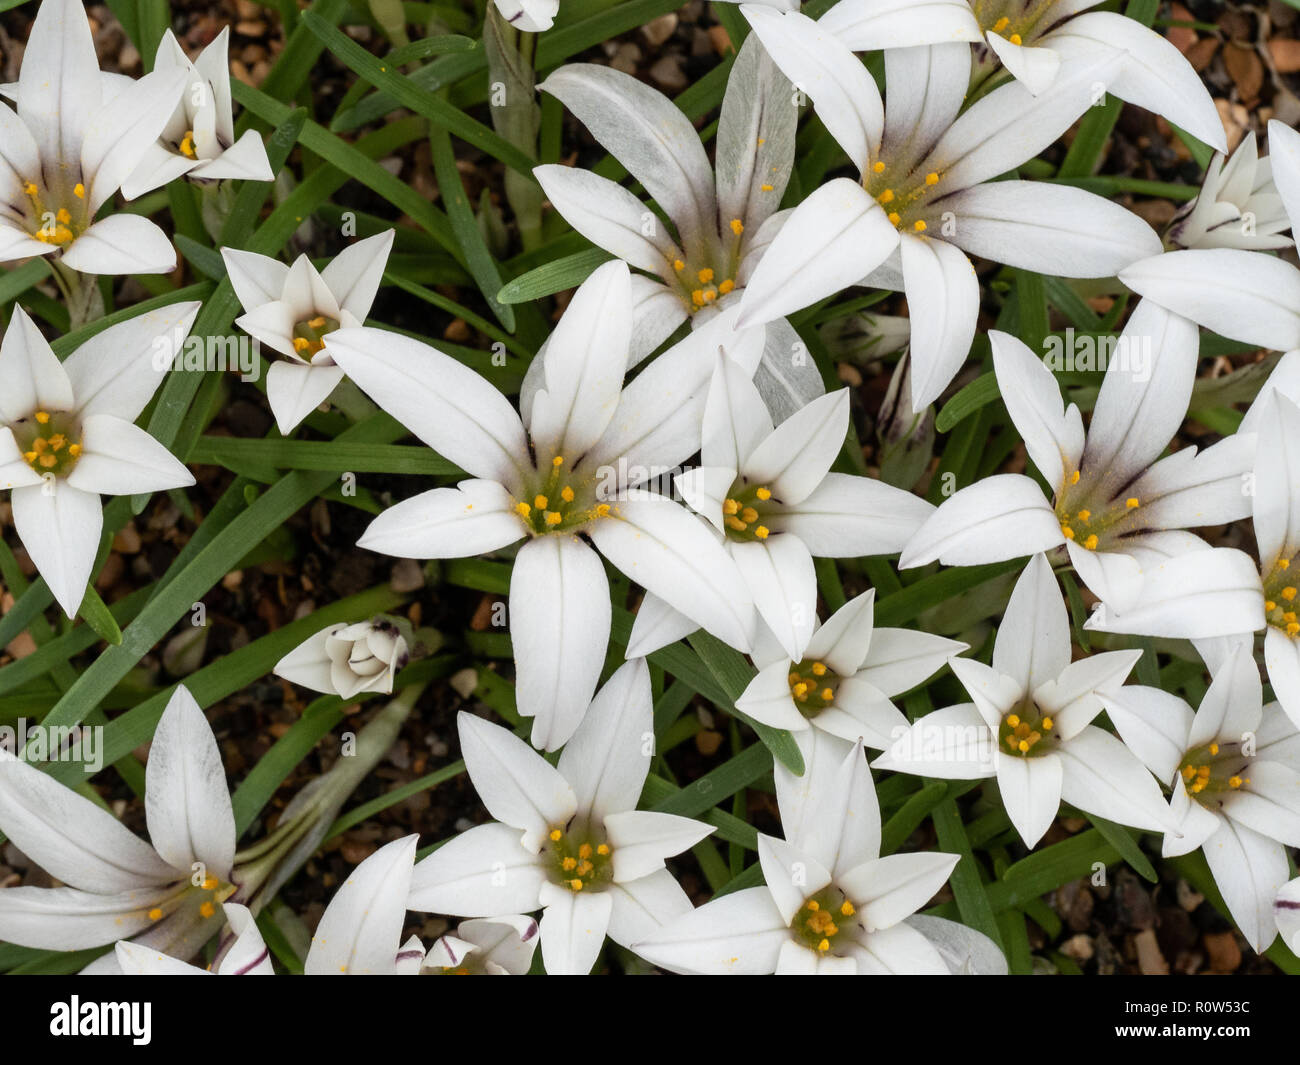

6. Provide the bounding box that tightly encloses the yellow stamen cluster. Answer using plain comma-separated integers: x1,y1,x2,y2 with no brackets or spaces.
516,456,608,534
686,264,738,309
24,181,77,246
546,826,614,893
1264,560,1300,638
1179,740,1250,802
792,889,859,955
16,410,81,477
999,706,1054,758
788,658,838,716
1056,479,1142,552
722,484,773,542
179,130,198,159
865,159,943,232
291,313,339,358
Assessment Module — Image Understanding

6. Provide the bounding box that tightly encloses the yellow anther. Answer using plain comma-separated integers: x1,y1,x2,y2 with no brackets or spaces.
560,486,575,503
820,688,834,701
1228,776,1243,789
811,662,827,676
718,279,735,294
1018,740,1030,752
22,451,35,463
569,879,584,891
673,259,685,271
1267,600,1277,612
1042,717,1053,731
760,183,774,191
34,411,49,424
754,525,769,539
534,495,548,509
516,502,531,517
993,16,1010,31
1009,33,1022,44
1284,587,1297,601
544,511,562,526
888,212,901,226
925,172,939,186
730,218,744,235
840,901,854,916
878,189,895,204
579,843,592,859
698,268,714,284
1288,622,1299,637
872,161,886,173
307,316,326,330
1209,743,1219,755
201,877,218,891
741,506,759,523
180,130,197,158
691,289,705,306
723,498,740,515
293,336,311,353
1282,559,1292,570
1126,497,1140,509
549,829,562,842
1070,470,1081,484
199,901,215,918
806,900,819,911
562,856,577,870
701,289,717,303
552,455,564,467
1076,509,1091,522
73,183,85,199
1083,534,1099,550
1007,714,1020,727
793,682,809,699
597,844,610,856
817,938,831,952
148,908,163,920
726,515,747,532
755,487,772,501
55,207,70,224
23,181,37,197
595,503,611,517
913,220,927,232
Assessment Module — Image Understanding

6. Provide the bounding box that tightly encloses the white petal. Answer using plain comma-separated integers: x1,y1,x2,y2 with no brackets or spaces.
1265,628,1300,731
701,346,773,471
510,535,612,752
1267,118,1300,235
777,735,882,876
604,869,694,948
65,415,194,496
872,703,997,780
985,33,1060,95
880,44,971,171
0,305,73,424
1201,818,1287,953
849,920,950,973
736,179,898,329
144,687,236,877
589,497,755,652
18,0,100,169
989,328,1085,490
61,215,177,275
839,852,959,931
605,810,715,882
557,658,652,821
11,481,102,617
305,836,417,975
775,472,935,557
538,882,613,975
325,327,528,489
898,474,1060,568
758,834,833,924
1032,648,1141,740
406,822,544,916
625,591,698,658
0,885,173,951
857,626,969,697
732,535,817,661
736,659,810,732
744,389,848,505
993,553,1071,691
1254,393,1300,569
899,233,980,408
457,713,578,850
997,752,1063,848
264,360,344,435
1187,643,1261,750
357,480,525,560
1119,250,1300,352
1057,726,1177,834
187,129,274,183
805,589,876,676
631,885,788,974
819,0,982,50
220,247,290,311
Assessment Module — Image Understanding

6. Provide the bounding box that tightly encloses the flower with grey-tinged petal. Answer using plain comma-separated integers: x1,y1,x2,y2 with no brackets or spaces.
221,229,395,435
1167,130,1291,251
423,915,539,975
634,730,1006,974
1105,645,1300,953
122,27,274,198
875,553,1177,848
0,302,199,617
275,618,410,699
406,659,714,975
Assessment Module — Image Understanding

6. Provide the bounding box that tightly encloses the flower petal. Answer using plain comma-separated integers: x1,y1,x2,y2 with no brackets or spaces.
899,474,1060,568
11,481,102,618
356,480,526,560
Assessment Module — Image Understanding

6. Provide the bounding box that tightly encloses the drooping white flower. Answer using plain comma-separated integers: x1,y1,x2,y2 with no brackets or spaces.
875,553,1176,847
899,301,1262,641
734,8,1162,409
221,229,395,435
669,352,933,660
405,659,715,974
816,0,1225,152
275,618,410,699
1104,645,1300,953
423,915,539,975
0,0,188,274
327,261,756,750
493,0,559,32
114,903,273,975
533,37,825,421
634,730,1005,974
1120,119,1300,351
736,588,966,748
0,687,237,965
1167,131,1292,251
0,303,200,617
122,28,274,198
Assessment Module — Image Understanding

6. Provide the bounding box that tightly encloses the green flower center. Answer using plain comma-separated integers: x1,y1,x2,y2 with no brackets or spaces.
670,260,739,315
792,887,859,955
1178,741,1251,805
788,658,839,717
723,481,776,543
998,702,1057,758
863,160,944,234
23,179,85,247
544,825,614,893
514,455,607,535
1054,469,1144,552
292,315,340,358
14,410,82,477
